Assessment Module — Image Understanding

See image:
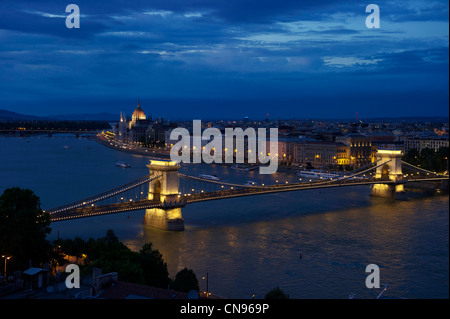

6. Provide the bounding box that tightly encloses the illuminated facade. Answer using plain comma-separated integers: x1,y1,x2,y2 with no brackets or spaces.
239,133,376,168
371,149,405,198
404,135,449,153
292,141,346,167
374,150,404,181
112,101,152,143
143,160,184,231
336,134,375,167
271,140,350,167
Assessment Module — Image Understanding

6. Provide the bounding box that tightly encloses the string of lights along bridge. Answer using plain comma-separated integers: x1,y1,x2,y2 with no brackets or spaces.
45,150,448,231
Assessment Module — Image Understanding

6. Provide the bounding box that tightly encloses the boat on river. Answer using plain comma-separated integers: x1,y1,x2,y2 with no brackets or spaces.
116,161,130,168
198,174,221,181
231,164,259,171
297,170,340,180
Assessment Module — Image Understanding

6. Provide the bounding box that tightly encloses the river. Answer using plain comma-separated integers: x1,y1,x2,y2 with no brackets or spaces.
0,134,448,299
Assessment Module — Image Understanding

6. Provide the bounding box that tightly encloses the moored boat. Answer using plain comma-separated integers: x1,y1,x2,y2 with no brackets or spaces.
198,174,221,180
116,161,130,168
231,164,259,171
297,169,340,180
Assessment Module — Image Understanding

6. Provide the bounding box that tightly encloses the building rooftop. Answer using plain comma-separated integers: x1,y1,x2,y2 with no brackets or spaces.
132,102,147,121
23,267,47,276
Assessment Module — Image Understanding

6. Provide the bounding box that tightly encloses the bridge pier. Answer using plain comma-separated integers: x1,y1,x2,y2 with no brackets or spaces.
144,207,184,231
370,183,405,199
143,160,184,231
370,150,406,199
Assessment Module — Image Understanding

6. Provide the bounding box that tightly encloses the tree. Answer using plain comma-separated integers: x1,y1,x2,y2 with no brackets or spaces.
172,267,199,293
53,230,183,291
139,242,170,288
0,188,51,269
404,147,449,173
264,286,289,299
104,229,119,246
437,147,449,172
420,147,436,171
89,230,145,284
403,148,420,166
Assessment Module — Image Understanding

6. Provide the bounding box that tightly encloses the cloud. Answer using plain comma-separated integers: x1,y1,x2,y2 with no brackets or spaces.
23,10,67,18
184,12,205,18
0,0,447,118
0,8,110,38
323,57,383,68
143,10,173,17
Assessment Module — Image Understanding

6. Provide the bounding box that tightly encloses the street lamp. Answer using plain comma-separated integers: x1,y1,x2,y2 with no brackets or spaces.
202,272,209,298
2,255,11,282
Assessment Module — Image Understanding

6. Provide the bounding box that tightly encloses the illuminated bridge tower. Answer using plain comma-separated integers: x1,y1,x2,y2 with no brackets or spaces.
143,160,184,231
371,150,405,199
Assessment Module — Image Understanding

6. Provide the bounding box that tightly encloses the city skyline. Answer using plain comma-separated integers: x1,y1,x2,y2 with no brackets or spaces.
0,0,448,119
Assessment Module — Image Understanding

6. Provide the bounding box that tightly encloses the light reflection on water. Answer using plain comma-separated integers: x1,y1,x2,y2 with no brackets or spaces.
1,134,448,299
127,196,448,299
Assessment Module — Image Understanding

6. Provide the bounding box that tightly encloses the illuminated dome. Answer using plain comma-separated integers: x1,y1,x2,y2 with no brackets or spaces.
132,101,146,121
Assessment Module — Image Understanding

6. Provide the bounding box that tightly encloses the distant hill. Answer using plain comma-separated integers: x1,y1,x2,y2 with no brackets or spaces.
0,109,45,121
1,108,447,123
0,109,118,122
47,112,118,122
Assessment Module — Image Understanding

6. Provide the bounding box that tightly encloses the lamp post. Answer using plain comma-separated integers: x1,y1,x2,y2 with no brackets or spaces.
2,255,11,282
202,272,209,298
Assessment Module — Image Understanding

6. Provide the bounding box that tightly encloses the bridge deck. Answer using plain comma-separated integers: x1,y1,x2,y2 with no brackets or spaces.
49,176,448,222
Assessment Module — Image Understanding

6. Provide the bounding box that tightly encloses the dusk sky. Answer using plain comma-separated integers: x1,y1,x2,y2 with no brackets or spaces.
0,0,448,120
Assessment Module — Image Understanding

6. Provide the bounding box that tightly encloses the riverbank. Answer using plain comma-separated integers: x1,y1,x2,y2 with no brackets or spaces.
94,134,171,159
93,134,303,173
2,134,448,299
93,135,377,176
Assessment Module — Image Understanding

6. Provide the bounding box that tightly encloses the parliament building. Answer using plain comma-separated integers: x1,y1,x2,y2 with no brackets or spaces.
112,101,173,147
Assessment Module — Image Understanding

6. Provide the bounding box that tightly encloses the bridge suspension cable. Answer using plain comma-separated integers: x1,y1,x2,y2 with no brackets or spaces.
331,160,389,181
179,160,388,195
178,174,255,189
47,174,161,214
276,160,387,189
46,157,450,222
343,160,380,174
401,160,447,177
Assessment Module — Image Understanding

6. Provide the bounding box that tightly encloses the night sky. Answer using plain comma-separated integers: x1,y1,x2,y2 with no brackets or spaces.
0,0,448,119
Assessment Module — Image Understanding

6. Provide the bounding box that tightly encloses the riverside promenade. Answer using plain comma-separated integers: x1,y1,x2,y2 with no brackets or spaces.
94,134,300,172
95,134,171,159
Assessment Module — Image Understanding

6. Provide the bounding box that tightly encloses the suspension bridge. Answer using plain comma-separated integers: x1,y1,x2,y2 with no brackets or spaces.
45,150,448,230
